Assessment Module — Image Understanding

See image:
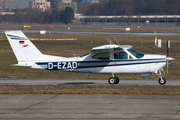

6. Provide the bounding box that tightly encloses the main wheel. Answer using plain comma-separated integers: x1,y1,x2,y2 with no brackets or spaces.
108,77,117,84
158,77,166,85
115,77,119,84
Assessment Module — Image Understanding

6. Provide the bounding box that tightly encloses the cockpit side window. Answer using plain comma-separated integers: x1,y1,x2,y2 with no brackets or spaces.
114,47,123,52
114,51,128,59
92,53,110,60
129,55,133,59
127,48,144,58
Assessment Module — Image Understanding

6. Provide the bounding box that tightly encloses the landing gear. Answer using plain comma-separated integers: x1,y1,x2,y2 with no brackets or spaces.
158,77,166,85
156,69,166,85
108,74,119,84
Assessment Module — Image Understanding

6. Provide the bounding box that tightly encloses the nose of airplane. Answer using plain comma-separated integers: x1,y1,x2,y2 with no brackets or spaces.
166,56,175,62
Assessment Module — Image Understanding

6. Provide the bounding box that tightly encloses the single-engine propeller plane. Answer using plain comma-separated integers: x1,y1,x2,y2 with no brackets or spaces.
5,31,175,85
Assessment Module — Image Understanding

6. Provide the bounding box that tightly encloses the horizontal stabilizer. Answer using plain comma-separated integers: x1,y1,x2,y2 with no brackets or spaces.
12,64,31,67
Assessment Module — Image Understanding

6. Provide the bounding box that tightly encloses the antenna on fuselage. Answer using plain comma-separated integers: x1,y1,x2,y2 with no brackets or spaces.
105,37,111,44
105,37,114,45
114,37,120,46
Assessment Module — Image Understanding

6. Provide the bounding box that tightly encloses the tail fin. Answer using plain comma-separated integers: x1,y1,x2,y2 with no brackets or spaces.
5,30,43,62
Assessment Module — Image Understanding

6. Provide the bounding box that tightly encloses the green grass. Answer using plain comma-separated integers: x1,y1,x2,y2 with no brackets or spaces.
0,85,180,95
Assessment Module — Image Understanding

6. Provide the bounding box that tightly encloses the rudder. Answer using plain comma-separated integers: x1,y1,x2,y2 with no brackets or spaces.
5,31,43,62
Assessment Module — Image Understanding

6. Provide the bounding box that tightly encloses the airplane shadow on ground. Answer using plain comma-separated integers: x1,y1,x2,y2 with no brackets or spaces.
58,82,95,85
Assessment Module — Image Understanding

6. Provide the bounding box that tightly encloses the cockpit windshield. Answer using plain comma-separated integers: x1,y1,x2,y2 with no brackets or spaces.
127,48,145,58
80,52,90,57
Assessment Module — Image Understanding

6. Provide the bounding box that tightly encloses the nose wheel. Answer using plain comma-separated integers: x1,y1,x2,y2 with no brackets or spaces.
157,69,166,85
108,74,119,84
158,77,166,85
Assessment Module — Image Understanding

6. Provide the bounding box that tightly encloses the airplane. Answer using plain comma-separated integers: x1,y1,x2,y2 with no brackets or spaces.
5,30,175,85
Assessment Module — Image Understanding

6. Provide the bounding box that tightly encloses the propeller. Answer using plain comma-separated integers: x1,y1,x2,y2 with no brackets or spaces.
167,41,169,73
166,41,175,74
166,58,169,74
155,30,175,74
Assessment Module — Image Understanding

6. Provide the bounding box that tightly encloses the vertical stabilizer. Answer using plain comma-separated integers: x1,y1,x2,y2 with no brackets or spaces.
5,31,43,62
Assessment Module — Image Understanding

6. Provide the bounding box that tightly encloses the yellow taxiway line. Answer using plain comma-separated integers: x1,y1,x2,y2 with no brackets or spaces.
29,38,77,41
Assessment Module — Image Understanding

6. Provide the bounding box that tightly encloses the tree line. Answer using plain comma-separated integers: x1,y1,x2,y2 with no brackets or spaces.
83,0,180,16
0,7,74,24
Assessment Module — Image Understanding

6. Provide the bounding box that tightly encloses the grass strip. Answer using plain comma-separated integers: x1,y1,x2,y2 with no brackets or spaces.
0,85,180,95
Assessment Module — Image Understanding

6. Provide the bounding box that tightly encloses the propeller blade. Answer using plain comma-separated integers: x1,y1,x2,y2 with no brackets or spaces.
167,60,169,74
167,41,169,57
166,56,175,74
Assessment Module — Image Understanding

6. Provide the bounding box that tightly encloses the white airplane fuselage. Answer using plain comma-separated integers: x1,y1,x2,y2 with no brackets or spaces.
34,54,166,75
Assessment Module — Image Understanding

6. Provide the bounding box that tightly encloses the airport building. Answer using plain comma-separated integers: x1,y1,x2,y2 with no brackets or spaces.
72,0,83,13
29,0,51,12
82,0,99,2
74,14,180,25
85,0,99,4
47,0,82,13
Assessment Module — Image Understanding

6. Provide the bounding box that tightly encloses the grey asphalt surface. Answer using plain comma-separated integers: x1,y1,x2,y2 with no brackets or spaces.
0,78,180,85
0,95,180,119
1,29,180,36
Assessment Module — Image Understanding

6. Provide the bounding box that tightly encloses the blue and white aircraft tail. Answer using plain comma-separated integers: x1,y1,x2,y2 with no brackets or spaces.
5,30,175,85
5,31,63,68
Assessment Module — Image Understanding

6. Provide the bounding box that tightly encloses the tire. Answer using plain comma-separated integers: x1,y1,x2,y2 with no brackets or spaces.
115,77,119,84
108,77,117,84
158,77,166,85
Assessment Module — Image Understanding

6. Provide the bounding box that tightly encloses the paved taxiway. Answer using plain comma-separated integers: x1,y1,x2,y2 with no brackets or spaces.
0,95,180,119
1,29,180,36
22,30,180,36
0,79,180,119
0,78,180,85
